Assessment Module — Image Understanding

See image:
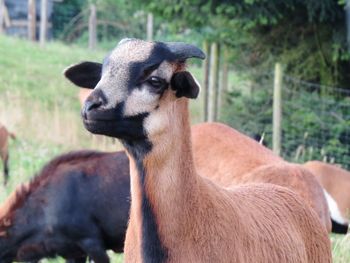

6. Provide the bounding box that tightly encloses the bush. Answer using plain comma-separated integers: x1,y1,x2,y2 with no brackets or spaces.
221,74,350,169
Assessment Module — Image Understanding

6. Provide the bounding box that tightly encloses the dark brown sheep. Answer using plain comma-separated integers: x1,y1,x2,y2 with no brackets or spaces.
0,150,130,263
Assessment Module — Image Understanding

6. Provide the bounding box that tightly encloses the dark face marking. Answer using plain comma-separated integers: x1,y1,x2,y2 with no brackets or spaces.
82,99,150,140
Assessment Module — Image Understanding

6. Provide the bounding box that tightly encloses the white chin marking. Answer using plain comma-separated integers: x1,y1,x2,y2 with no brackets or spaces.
323,189,348,225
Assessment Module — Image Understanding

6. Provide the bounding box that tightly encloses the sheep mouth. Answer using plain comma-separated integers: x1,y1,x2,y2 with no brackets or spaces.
83,114,148,140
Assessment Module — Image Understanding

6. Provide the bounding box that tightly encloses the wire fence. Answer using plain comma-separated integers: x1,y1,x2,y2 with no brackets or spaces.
282,77,350,169
223,72,350,170
1,1,157,48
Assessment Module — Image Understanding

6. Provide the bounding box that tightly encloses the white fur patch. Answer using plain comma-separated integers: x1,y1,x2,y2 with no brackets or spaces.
323,189,348,225
123,86,159,117
144,104,170,138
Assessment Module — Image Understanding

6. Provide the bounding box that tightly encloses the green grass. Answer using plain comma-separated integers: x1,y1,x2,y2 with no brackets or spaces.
0,35,349,262
0,35,106,108
332,234,350,263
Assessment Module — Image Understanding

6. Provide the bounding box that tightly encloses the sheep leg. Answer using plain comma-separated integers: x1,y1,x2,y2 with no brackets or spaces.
79,239,109,263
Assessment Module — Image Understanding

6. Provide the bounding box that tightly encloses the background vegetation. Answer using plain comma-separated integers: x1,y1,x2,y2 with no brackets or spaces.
1,0,350,262
48,0,350,168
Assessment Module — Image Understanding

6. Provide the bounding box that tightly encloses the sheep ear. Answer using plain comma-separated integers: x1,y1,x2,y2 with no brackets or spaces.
171,71,200,99
64,61,102,89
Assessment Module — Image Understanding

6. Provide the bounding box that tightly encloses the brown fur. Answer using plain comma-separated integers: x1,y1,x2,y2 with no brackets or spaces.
0,123,16,185
191,122,332,232
304,161,350,222
124,98,332,263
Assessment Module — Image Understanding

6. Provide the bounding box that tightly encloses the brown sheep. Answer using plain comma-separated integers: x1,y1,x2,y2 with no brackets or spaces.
191,122,332,233
304,160,350,233
0,123,16,185
65,38,332,263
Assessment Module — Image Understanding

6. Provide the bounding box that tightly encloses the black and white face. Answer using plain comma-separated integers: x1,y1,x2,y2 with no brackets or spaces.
65,39,205,142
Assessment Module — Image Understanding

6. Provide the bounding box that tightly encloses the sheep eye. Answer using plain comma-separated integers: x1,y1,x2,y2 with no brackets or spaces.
147,76,166,89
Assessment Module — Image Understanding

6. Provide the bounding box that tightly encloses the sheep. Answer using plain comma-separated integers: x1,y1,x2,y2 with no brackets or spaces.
61,93,332,235
65,38,332,263
304,160,350,234
191,122,332,232
0,150,130,263
0,123,16,185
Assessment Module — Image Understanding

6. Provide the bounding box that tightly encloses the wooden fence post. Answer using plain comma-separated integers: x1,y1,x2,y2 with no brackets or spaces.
202,40,210,121
28,0,36,41
273,63,282,155
0,0,4,34
146,13,153,41
208,42,218,122
213,43,221,120
88,4,97,50
219,45,229,115
39,0,48,46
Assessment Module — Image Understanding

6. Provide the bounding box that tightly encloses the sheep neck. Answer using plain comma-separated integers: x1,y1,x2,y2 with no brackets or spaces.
123,99,200,263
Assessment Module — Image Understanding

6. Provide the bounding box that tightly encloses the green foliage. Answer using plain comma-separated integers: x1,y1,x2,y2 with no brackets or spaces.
93,0,149,41
52,0,86,38
52,0,149,46
332,235,350,263
218,1,349,87
140,0,350,88
282,88,350,167
221,74,274,145
222,74,350,169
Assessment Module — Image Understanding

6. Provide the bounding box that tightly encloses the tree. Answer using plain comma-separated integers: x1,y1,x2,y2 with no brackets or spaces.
142,0,350,88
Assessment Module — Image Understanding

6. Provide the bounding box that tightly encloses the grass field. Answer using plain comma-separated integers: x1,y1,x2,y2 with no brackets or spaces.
0,35,349,262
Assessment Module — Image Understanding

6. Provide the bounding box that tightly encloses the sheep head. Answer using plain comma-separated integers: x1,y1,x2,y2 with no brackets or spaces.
64,38,205,142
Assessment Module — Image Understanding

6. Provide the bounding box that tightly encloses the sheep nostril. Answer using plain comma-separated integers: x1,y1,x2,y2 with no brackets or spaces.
82,99,103,119
86,100,102,111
